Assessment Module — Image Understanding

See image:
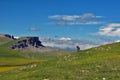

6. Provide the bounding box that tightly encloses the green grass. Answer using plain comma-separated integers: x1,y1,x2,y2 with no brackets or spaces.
0,36,52,74
0,46,46,66
0,66,21,73
0,37,72,60
0,42,120,80
0,47,25,58
0,34,13,45
0,37,25,48
19,50,73,60
0,46,46,74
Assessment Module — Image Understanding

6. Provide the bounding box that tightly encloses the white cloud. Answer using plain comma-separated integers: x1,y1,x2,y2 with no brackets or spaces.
62,15,80,21
14,36,19,39
40,37,118,50
48,15,62,20
115,40,120,42
98,23,120,36
41,38,100,50
53,21,103,26
55,21,68,26
80,13,102,20
69,21,104,25
29,28,40,31
49,15,80,21
48,13,103,25
59,37,72,41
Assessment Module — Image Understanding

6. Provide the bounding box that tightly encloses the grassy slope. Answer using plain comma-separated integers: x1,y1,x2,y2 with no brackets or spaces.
0,38,46,73
20,50,73,60
0,36,70,73
0,47,46,66
0,37,26,47
0,34,13,45
0,37,72,60
0,42,120,80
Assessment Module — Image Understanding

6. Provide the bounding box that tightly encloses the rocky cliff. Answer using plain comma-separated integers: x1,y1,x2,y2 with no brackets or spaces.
11,37,45,49
4,34,16,40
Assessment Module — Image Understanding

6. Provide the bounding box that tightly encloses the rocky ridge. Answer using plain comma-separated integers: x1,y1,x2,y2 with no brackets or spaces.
11,37,45,49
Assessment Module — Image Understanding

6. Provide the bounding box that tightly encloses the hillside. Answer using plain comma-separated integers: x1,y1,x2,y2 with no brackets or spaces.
0,42,120,80
0,34,14,45
0,35,47,72
0,46,46,72
0,35,53,53
0,47,44,66
0,35,71,60
0,34,72,73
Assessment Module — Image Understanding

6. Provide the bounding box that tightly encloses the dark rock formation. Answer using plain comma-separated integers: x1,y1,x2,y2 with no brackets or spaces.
4,34,16,40
10,37,45,49
27,37,44,48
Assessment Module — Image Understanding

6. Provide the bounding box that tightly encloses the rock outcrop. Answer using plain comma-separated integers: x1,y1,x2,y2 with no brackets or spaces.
4,34,16,40
11,37,45,49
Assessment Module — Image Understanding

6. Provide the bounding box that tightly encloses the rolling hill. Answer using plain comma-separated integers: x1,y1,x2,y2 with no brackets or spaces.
0,35,47,72
0,35,72,60
0,45,46,72
0,42,120,80
0,34,14,45
0,34,72,73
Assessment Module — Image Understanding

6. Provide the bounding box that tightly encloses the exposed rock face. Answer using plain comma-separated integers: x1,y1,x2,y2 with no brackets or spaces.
4,34,16,40
11,37,45,49
27,37,44,48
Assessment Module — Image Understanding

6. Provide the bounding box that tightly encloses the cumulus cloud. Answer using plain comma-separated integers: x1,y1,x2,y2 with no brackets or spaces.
98,23,120,36
48,13,103,25
69,21,103,25
40,37,101,50
59,37,72,41
29,28,40,31
54,21,68,26
49,15,80,21
115,40,120,42
80,13,102,20
14,36,19,39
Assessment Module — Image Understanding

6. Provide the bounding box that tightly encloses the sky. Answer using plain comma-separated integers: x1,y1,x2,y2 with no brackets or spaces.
1,0,120,50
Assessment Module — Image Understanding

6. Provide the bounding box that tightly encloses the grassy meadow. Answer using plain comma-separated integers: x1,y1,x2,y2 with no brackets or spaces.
0,41,120,80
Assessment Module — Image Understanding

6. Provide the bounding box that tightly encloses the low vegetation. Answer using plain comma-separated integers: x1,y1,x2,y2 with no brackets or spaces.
0,42,120,80
0,40,47,73
0,34,13,45
19,49,73,60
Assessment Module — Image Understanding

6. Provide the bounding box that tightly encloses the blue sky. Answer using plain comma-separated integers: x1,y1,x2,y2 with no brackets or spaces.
1,0,120,49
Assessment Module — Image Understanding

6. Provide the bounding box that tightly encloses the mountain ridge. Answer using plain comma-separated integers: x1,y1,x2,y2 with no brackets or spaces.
0,34,52,52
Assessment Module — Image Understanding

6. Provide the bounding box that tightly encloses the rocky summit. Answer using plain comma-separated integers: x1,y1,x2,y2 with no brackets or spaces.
10,37,45,49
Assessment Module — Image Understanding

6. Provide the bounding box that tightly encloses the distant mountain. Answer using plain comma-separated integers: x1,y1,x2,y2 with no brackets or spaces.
10,37,52,52
0,34,52,52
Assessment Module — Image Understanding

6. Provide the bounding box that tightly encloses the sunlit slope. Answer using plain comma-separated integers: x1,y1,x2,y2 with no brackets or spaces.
0,42,120,80
0,34,13,45
0,37,26,48
0,46,45,72
0,37,72,60
19,49,73,60
0,47,44,66
0,37,46,73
